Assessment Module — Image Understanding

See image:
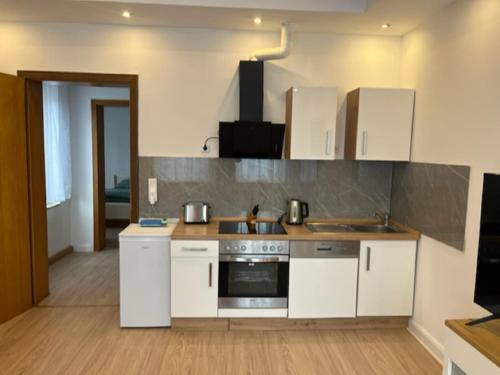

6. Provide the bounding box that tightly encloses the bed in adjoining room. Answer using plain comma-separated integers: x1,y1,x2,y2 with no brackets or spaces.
105,177,130,225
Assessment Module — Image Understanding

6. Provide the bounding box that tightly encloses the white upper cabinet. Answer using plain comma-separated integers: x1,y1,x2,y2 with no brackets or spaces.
285,86,338,160
343,88,415,161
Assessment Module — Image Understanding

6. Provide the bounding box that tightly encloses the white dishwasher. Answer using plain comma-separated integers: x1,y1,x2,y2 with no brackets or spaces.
119,223,176,327
288,241,359,319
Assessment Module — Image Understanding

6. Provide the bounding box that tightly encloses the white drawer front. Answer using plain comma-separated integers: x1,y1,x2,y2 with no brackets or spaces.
171,240,219,258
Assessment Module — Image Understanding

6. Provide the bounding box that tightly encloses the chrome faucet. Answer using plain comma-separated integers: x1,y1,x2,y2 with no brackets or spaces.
374,212,390,226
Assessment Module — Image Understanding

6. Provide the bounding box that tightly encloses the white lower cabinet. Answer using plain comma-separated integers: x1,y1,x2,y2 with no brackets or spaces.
170,239,417,319
288,241,359,319
357,240,417,316
289,258,358,318
171,240,218,318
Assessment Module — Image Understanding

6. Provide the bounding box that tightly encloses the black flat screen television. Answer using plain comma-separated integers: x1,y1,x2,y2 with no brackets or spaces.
469,173,500,325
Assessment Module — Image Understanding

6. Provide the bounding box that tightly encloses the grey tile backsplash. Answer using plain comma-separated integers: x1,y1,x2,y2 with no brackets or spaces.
390,162,470,251
139,157,470,251
139,157,393,219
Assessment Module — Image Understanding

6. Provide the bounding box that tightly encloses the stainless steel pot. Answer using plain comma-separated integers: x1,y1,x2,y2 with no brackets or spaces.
183,201,210,224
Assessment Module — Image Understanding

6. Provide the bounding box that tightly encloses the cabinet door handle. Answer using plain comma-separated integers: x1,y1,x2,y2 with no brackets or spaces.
325,130,331,155
366,246,371,271
182,247,208,252
362,130,368,156
317,247,332,252
208,262,213,287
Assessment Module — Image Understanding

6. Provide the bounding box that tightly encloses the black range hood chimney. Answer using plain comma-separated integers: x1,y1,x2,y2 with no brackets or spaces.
239,61,263,122
218,61,285,159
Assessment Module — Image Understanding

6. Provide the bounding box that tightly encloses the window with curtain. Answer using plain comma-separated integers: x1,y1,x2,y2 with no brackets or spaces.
43,82,72,206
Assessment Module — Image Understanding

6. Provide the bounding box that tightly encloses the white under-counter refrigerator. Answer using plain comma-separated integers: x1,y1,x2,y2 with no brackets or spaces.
119,222,177,327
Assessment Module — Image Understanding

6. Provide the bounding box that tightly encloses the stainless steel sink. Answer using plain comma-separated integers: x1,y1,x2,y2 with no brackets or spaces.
306,222,403,234
349,224,403,233
305,223,354,233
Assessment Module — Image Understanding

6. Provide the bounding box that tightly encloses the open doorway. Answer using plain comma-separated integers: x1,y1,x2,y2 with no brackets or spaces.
92,100,131,251
40,83,130,306
18,71,138,306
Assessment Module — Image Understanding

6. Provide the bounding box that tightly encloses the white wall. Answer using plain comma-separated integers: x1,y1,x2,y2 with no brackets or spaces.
104,106,130,188
68,86,129,251
46,201,71,257
401,0,499,360
0,22,402,157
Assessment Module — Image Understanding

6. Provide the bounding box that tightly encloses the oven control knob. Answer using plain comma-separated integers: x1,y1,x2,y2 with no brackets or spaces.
270,246,276,251
225,245,231,251
277,246,283,251
262,245,268,251
233,246,239,251
241,245,247,251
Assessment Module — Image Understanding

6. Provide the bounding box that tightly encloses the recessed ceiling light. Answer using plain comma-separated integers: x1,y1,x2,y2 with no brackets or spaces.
381,23,391,29
254,17,262,25
122,11,132,19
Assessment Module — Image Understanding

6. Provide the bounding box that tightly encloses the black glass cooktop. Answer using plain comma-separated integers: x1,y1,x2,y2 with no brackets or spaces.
219,221,287,235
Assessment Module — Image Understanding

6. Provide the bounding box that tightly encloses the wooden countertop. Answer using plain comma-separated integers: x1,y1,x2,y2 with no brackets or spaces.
446,319,500,367
171,217,420,241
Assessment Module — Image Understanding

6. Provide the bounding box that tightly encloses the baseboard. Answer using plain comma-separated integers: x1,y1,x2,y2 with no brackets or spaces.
106,219,130,228
73,244,92,252
219,308,288,318
48,245,73,264
230,316,409,331
172,316,410,331
171,318,229,331
407,318,445,364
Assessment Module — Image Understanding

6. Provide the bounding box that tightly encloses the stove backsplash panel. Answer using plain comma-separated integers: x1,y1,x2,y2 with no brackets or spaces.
139,157,392,219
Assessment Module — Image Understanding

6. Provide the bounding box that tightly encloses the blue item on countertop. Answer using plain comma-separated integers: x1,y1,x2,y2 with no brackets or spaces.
139,218,167,227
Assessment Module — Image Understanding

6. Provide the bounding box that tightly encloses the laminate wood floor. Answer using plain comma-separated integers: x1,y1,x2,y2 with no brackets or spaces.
0,306,441,375
24,239,441,374
40,248,119,306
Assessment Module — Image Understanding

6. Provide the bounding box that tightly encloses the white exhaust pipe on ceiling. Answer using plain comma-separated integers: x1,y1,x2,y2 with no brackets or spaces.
251,23,291,61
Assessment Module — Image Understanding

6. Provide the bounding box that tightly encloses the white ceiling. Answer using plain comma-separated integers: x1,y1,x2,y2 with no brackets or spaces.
87,0,369,13
0,0,455,35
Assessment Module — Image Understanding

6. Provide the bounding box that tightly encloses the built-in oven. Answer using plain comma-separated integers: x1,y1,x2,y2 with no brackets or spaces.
218,240,289,309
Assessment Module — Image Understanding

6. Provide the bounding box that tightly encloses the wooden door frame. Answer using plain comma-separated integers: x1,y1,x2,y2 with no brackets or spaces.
91,99,130,251
17,71,139,304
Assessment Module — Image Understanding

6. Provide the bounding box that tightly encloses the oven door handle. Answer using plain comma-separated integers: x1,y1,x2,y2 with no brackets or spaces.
220,255,287,263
